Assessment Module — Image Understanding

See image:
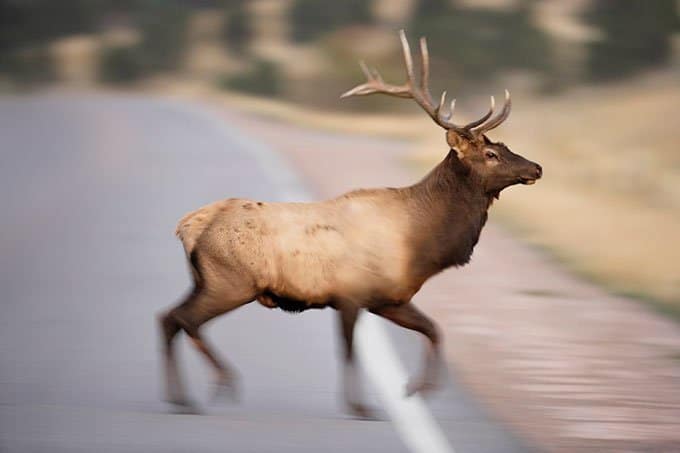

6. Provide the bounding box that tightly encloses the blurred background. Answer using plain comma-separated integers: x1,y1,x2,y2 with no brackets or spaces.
2,0,679,306
2,0,679,99
2,1,680,452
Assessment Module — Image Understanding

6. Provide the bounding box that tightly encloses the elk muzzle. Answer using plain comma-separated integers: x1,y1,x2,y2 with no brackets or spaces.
519,163,542,185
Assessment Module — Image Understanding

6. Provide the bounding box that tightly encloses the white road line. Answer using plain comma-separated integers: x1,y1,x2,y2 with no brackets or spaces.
356,315,454,453
164,98,455,453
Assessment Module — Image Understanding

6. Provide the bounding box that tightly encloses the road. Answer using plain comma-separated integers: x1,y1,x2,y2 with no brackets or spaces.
0,94,527,453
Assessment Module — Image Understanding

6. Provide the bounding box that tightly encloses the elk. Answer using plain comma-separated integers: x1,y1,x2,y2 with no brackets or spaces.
159,30,542,417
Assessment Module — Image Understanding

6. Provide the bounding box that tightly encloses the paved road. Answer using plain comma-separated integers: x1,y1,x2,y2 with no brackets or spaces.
0,94,527,453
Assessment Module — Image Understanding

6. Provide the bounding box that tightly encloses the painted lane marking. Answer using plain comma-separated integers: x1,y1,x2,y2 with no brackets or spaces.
162,98,455,453
357,315,454,453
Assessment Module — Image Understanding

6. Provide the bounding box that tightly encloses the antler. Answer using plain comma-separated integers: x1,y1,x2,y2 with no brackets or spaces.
341,29,511,135
471,89,511,134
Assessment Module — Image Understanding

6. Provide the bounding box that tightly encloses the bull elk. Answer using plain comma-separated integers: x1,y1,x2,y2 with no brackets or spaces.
159,30,542,416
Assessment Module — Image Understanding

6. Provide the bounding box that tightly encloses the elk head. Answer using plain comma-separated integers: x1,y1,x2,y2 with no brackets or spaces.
341,30,542,199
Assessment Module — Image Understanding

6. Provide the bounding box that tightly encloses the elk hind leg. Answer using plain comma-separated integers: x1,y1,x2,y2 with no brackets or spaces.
159,287,198,407
172,287,252,403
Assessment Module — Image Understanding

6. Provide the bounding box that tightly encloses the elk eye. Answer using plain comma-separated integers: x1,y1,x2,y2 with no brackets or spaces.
485,150,498,160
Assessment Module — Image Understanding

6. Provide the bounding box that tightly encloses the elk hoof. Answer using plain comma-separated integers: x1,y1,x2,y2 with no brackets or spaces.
347,401,377,420
165,396,200,414
212,376,239,404
404,378,439,397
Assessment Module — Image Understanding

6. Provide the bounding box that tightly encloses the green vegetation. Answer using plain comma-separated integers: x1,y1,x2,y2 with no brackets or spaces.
0,0,100,50
289,0,373,43
409,0,554,88
218,59,281,96
98,46,145,84
0,0,678,95
0,48,55,88
0,0,191,85
132,3,190,73
0,0,99,85
221,1,253,55
97,3,190,83
583,0,680,82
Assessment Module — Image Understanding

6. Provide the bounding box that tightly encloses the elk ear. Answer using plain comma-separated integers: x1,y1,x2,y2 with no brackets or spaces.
446,130,466,159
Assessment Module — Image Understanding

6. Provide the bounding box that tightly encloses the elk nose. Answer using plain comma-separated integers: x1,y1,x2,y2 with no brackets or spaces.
534,164,543,179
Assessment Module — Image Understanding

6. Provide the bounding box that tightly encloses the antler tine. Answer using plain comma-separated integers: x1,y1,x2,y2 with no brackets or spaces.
399,29,416,87
340,60,410,99
408,32,480,132
419,36,435,106
399,30,462,130
473,89,511,133
359,60,371,79
437,91,449,121
464,95,495,129
371,68,384,84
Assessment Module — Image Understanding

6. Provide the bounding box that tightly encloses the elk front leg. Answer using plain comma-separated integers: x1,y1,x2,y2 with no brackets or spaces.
370,302,442,396
337,303,373,418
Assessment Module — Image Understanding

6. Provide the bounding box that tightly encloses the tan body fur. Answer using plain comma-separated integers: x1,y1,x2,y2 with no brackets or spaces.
176,190,422,310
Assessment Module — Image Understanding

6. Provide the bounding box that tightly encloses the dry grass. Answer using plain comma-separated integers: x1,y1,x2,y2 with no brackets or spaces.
153,70,680,310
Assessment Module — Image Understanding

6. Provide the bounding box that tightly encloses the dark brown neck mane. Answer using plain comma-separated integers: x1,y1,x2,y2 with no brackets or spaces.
405,149,493,280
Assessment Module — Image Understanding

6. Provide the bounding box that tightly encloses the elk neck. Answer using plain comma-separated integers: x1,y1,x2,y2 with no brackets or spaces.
403,149,494,279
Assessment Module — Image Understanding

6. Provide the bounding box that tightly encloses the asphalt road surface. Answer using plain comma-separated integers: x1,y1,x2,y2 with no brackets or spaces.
0,94,528,453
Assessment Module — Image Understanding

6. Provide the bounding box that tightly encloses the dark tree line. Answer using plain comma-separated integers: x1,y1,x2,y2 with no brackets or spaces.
583,0,680,82
0,0,678,89
408,0,553,89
